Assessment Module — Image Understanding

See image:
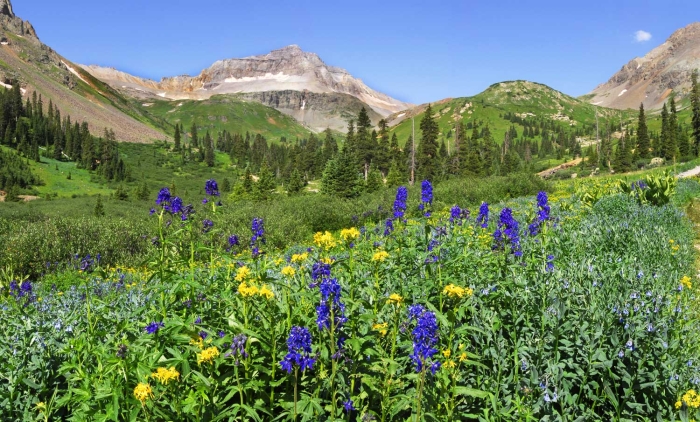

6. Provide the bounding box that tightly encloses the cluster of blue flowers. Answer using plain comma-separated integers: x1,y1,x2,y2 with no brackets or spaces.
144,321,164,334
226,235,240,253
449,205,469,225
476,202,489,228
493,208,522,257
9,280,34,304
250,217,265,258
528,191,551,236
393,186,408,219
419,180,433,217
315,277,348,333
204,179,220,197
407,304,440,374
226,333,248,366
280,326,316,373
153,187,195,221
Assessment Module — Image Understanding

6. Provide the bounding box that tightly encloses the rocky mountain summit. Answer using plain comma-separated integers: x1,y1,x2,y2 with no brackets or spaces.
587,22,700,110
0,0,38,41
82,45,412,131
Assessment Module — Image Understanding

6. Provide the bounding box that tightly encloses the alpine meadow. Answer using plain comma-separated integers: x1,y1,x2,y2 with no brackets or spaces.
4,1,700,421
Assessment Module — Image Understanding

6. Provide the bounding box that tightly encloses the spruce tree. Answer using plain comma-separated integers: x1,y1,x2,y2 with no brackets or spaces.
386,159,404,187
94,195,105,217
417,104,439,181
667,95,679,161
174,124,181,151
287,168,305,195
365,166,383,192
255,160,276,200
692,70,700,155
660,103,670,160
204,131,215,167
189,122,198,149
636,103,650,159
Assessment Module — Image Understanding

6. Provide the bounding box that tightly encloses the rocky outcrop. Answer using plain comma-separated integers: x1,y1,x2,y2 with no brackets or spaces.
81,45,413,125
587,22,700,110
0,0,39,42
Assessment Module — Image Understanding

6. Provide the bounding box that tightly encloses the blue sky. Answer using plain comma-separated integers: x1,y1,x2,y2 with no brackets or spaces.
15,0,700,104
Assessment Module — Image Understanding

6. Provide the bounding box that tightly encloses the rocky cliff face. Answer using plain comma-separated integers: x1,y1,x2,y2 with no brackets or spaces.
0,0,38,42
587,22,700,110
82,45,412,130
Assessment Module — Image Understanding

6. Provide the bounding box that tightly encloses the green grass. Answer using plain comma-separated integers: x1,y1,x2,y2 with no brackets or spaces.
143,95,312,141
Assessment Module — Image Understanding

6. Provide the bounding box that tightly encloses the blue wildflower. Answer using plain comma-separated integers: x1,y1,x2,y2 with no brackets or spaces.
156,188,171,206
393,186,408,219
384,218,395,236
251,217,265,246
227,334,248,365
343,399,355,412
476,202,489,228
205,179,220,196
202,219,214,233
144,321,164,334
408,305,440,373
493,208,521,256
419,180,433,217
280,326,316,373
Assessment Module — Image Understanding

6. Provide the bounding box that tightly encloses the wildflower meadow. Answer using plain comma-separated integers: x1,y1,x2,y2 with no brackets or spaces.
2,176,700,421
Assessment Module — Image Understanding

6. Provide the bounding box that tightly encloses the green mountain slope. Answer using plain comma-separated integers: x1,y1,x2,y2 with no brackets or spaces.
387,80,635,145
142,95,312,141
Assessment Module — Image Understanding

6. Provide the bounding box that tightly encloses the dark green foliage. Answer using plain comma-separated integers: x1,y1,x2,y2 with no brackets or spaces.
364,166,383,193
0,147,40,192
286,168,305,195
173,123,181,151
417,104,439,181
321,146,362,199
254,160,276,200
114,184,129,201
135,182,150,201
93,195,105,217
691,70,700,155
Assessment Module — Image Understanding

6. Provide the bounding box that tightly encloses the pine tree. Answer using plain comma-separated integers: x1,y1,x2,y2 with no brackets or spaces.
321,146,362,198
255,160,276,200
94,195,106,216
190,122,198,149
636,103,650,159
667,94,679,161
365,166,383,193
417,104,439,181
355,107,375,179
174,123,181,151
287,168,305,195
660,103,671,160
692,70,700,155
204,131,215,167
386,159,404,187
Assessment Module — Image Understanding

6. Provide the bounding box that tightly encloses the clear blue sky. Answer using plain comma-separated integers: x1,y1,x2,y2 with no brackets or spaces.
14,0,700,104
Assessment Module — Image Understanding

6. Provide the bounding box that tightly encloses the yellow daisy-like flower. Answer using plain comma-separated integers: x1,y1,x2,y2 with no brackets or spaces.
443,360,456,369
373,322,388,336
681,275,692,289
321,257,335,265
151,367,180,385
259,285,274,299
281,266,296,277
443,284,473,299
197,346,220,365
386,293,403,305
235,266,251,282
340,227,360,242
238,281,259,297
291,252,308,264
133,382,154,404
442,349,451,358
274,258,284,265
190,337,204,350
676,400,682,409
681,389,700,408
314,231,337,250
373,251,389,262
459,352,467,362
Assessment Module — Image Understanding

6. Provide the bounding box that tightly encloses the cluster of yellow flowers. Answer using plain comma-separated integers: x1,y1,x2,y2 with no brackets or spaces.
133,383,154,403
386,293,403,305
190,337,204,350
373,251,389,262
314,231,337,250
321,257,335,264
151,367,180,385
340,227,361,242
681,275,692,290
670,239,680,253
676,389,700,409
234,266,251,282
441,344,468,369
281,266,296,277
373,322,388,336
443,284,473,299
238,282,274,299
197,346,220,365
291,252,308,264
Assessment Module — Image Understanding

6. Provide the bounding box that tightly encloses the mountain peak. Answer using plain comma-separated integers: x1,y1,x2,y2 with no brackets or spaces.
0,0,14,18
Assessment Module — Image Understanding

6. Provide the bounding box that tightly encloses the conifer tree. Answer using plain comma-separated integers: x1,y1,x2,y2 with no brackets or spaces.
417,104,439,181
636,103,650,159
287,168,305,195
321,146,361,198
94,195,105,217
365,166,383,193
204,131,215,167
660,103,670,160
386,159,404,187
255,160,276,200
174,123,181,151
190,122,198,149
692,70,700,155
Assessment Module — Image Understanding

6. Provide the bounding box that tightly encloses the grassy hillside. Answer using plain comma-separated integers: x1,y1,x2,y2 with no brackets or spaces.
388,80,636,146
143,95,313,141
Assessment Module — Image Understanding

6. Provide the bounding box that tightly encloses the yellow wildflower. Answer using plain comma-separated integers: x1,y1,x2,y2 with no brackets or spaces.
443,284,473,299
442,349,451,358
321,257,335,264
259,285,274,299
373,251,389,262
681,275,692,290
190,337,204,350
197,346,220,365
386,293,403,305
57,292,63,296
291,253,309,264
151,367,180,385
443,360,456,369
459,352,467,362
274,258,284,266
373,322,388,336
133,383,153,404
676,400,682,409
36,402,46,412
238,282,259,297
235,266,251,282
681,389,700,408
281,266,296,277
340,227,360,242
314,231,337,250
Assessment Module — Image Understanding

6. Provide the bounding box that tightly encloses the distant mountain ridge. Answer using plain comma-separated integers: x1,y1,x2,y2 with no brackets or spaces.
586,22,700,110
81,45,412,132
